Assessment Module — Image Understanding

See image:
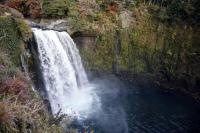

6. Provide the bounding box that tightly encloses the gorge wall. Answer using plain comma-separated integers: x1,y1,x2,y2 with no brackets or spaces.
1,0,200,103
72,5,200,99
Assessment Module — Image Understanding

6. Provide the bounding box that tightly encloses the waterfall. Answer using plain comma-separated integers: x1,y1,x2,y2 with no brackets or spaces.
32,28,100,119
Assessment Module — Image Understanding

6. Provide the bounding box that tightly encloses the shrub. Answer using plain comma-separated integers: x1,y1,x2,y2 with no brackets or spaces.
42,0,69,18
0,71,64,133
0,72,30,101
0,95,63,133
5,0,21,11
16,18,32,42
0,16,22,66
24,0,42,18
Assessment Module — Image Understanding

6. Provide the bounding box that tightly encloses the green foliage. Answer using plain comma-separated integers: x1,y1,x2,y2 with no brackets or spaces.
145,0,200,24
79,5,199,90
80,31,115,72
0,8,31,66
0,50,12,68
0,50,17,79
43,0,73,17
166,0,198,23
16,18,32,42
0,79,63,133
0,16,22,66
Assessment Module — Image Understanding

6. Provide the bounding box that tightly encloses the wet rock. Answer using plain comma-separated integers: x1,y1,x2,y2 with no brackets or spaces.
25,19,46,29
25,19,73,33
73,34,97,49
46,19,70,31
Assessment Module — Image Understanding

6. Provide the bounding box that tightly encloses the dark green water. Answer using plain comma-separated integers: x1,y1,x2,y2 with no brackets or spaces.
123,84,200,133
74,75,200,133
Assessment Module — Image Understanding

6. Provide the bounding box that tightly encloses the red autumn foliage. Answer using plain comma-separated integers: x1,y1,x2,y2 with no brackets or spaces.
106,2,118,13
0,72,30,100
0,4,24,18
25,0,41,18
4,0,41,18
5,0,20,11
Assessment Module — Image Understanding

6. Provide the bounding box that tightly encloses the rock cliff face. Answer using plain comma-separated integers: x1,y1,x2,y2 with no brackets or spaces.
70,4,200,99
1,0,200,99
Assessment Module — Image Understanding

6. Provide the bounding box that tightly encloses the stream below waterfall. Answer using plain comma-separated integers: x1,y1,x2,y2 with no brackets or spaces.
71,75,200,133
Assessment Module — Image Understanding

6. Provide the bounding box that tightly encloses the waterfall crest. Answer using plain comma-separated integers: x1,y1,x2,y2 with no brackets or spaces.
32,28,100,119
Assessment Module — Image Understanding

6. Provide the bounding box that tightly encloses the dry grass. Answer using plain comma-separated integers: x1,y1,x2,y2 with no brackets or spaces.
0,94,63,133
0,70,63,133
0,47,74,133
0,72,30,101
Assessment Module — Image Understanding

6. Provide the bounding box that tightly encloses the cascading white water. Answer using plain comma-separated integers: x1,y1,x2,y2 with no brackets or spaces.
32,28,100,119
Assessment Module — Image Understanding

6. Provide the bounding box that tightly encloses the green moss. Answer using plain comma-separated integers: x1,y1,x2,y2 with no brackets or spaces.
118,29,130,71
16,18,32,42
80,31,115,72
0,17,22,66
0,15,32,67
43,0,75,17
79,7,199,89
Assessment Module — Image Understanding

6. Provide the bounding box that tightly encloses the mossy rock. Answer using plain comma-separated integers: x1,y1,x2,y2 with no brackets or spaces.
0,16,31,67
79,30,115,72
0,16,22,66
16,18,32,42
